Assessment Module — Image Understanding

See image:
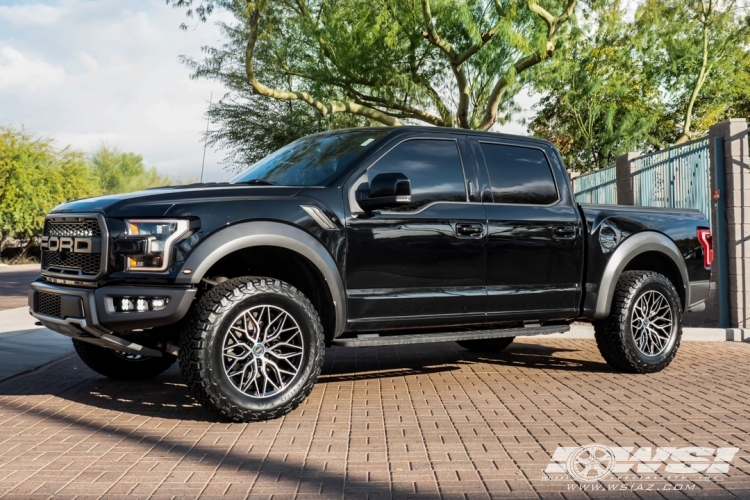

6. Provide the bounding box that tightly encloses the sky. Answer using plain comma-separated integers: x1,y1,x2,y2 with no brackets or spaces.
0,0,534,183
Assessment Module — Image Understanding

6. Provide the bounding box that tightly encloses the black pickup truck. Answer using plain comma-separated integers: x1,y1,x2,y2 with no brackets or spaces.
29,127,714,421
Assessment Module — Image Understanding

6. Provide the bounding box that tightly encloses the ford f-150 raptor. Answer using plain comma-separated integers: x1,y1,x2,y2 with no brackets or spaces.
29,127,715,421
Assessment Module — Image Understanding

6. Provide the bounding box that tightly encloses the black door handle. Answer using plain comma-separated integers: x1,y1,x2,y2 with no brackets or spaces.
456,223,484,237
553,225,576,239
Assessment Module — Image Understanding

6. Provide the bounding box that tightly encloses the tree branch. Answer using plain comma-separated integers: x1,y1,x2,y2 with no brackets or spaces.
493,0,503,16
421,79,455,127
408,49,454,126
243,0,403,127
476,0,577,131
281,61,444,127
420,0,455,56
675,22,710,144
454,21,505,66
420,0,472,127
477,50,545,130
526,0,556,33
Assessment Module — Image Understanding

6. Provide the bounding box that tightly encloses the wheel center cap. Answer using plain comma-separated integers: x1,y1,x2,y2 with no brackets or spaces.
643,317,651,326
252,343,265,357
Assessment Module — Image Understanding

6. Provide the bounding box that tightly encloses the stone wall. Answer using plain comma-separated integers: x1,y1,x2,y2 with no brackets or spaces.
709,119,750,328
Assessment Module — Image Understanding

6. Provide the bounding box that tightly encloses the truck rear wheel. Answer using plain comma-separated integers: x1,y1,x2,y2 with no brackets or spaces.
72,340,176,380
457,337,515,352
594,271,682,373
179,277,324,422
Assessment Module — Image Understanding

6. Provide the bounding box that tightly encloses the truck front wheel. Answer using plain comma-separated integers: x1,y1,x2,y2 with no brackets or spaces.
594,271,682,373
72,340,176,380
179,277,324,422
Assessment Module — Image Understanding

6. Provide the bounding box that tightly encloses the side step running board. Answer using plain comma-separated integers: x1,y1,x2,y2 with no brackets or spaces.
331,324,570,348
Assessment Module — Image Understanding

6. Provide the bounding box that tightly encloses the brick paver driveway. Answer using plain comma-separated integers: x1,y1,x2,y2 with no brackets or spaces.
0,338,748,499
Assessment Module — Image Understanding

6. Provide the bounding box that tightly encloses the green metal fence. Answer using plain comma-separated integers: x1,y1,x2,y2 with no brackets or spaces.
630,137,711,221
571,165,617,204
570,138,712,221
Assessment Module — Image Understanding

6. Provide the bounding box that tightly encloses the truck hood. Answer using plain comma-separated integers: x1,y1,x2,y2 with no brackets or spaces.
51,184,304,217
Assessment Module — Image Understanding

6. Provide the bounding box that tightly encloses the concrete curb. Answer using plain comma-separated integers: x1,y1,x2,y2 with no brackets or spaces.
0,263,40,273
0,307,41,335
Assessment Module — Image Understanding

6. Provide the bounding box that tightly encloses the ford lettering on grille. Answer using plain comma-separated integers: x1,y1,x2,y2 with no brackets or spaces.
41,236,102,254
42,216,105,278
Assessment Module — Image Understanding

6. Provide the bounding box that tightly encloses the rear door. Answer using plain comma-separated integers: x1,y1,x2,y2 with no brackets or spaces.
344,134,487,331
472,139,583,321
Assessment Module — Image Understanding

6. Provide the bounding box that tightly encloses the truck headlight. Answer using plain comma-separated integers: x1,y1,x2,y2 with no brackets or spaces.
124,219,189,272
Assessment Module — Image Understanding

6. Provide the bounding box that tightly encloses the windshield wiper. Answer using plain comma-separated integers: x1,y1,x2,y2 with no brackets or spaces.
240,179,276,186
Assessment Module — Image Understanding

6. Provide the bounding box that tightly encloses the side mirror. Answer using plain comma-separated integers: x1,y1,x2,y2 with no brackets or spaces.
355,173,412,211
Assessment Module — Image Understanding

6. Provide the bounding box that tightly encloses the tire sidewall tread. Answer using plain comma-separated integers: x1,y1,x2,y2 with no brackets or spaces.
594,271,683,373
179,276,324,422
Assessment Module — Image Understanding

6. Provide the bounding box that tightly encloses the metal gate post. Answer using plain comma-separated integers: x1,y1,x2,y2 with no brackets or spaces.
713,136,730,328
669,146,675,206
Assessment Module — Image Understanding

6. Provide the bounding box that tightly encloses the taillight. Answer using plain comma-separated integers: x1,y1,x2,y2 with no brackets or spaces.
697,229,713,269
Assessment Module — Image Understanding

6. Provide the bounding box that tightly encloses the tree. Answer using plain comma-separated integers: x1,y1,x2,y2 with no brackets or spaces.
205,90,369,171
89,146,172,194
0,127,100,246
529,3,671,171
635,0,750,144
170,0,579,131
720,51,750,120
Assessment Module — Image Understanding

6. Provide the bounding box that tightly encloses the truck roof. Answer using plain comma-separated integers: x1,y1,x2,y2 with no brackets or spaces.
309,126,557,149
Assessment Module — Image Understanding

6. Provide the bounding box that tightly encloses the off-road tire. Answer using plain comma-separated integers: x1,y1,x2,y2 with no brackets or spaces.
72,340,176,380
179,277,324,422
457,337,515,352
594,271,682,373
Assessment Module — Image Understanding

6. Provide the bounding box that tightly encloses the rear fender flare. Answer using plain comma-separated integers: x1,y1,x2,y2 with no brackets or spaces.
175,221,346,337
593,231,689,319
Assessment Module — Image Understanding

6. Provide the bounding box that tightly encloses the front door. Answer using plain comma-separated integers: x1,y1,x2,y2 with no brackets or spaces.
473,140,583,321
345,135,487,331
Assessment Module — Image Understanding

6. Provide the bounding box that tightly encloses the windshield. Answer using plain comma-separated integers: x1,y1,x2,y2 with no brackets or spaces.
229,130,388,186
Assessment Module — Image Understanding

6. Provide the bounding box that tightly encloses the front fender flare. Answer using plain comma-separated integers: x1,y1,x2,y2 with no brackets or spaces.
591,231,689,319
175,221,346,337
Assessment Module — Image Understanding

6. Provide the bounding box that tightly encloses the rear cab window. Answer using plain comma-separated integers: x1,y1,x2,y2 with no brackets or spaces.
479,143,559,205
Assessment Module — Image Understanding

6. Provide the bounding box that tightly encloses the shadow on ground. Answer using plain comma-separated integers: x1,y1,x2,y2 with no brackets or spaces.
0,340,612,422
0,340,744,499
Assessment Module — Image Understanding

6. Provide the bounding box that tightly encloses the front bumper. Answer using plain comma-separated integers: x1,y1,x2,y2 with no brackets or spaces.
28,280,196,355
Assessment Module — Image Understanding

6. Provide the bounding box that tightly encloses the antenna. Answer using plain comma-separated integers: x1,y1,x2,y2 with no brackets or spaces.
200,91,213,183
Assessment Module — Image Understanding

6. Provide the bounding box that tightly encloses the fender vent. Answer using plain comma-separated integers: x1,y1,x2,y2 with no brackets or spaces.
301,205,338,230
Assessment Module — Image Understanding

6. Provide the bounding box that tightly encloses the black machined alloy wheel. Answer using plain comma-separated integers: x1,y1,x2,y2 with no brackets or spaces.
179,277,324,422
594,271,683,373
630,290,674,356
72,340,176,380
222,305,305,398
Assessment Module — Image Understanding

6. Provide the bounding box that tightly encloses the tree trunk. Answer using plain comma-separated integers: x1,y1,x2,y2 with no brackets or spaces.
675,23,710,145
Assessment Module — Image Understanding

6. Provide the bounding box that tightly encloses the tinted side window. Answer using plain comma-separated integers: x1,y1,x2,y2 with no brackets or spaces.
480,143,558,205
368,139,466,212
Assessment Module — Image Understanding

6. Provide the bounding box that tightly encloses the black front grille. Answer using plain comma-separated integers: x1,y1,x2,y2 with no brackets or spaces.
42,251,101,275
44,219,101,237
36,292,62,318
42,217,104,277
